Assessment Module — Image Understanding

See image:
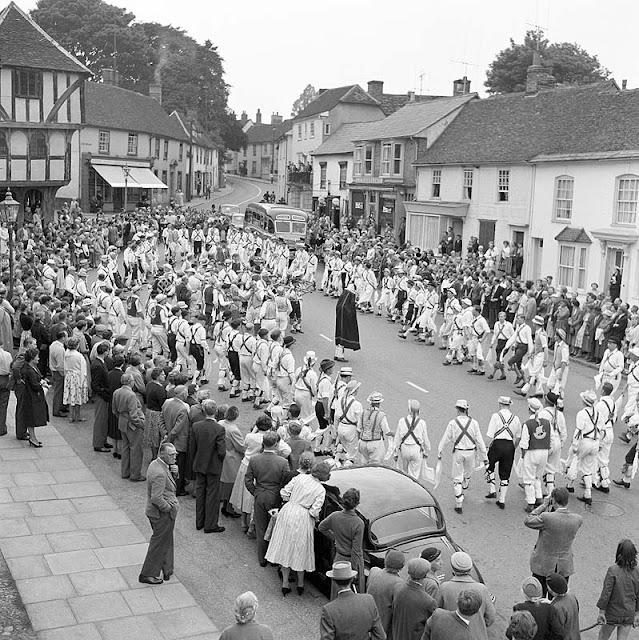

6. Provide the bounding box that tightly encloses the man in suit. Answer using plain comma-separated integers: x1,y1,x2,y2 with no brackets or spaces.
320,561,386,640
112,373,146,482
160,385,191,495
48,330,68,417
437,551,495,640
191,399,226,533
139,442,179,585
90,342,111,452
524,486,583,596
366,549,405,637
244,431,289,566
425,590,482,640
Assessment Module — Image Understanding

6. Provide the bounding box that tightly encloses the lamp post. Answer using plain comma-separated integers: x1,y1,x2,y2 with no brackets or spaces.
122,163,130,212
0,188,19,298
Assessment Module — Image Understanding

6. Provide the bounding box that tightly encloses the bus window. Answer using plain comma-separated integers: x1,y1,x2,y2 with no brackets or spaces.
292,221,306,235
267,218,275,234
276,220,291,234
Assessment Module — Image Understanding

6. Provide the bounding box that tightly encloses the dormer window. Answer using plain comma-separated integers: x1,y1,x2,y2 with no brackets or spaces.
15,69,42,98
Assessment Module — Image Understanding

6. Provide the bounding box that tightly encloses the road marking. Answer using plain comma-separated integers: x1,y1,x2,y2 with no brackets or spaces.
234,179,264,208
319,334,333,342
406,381,429,394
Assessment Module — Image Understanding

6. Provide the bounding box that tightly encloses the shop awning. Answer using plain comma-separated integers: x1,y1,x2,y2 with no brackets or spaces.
92,163,128,188
91,162,168,189
127,167,168,189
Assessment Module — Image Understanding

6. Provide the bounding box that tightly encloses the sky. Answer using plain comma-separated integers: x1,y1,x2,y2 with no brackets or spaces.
20,0,639,122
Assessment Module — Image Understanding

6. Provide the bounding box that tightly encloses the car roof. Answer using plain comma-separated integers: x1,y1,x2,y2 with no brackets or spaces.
326,465,437,518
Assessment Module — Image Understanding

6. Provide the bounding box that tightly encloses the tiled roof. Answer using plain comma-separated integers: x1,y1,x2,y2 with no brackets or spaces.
312,122,379,156
352,94,476,142
295,85,380,120
416,81,633,165
377,93,448,116
554,227,592,244
0,2,91,74
246,123,281,144
170,111,220,149
85,82,189,141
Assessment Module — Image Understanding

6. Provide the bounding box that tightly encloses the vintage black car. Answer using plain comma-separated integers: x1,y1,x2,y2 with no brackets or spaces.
313,465,483,593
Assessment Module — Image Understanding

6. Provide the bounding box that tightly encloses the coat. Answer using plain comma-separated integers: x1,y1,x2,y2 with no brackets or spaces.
111,385,145,432
366,568,403,638
320,590,386,640
21,362,49,427
190,418,226,475
161,397,191,453
145,458,179,520
107,367,124,439
596,563,639,625
524,507,583,576
392,581,437,640
423,609,474,640
335,289,360,351
90,358,110,402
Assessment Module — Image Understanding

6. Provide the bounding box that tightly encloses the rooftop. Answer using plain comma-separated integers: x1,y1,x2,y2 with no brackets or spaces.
295,85,381,120
85,82,189,141
312,122,379,156
416,81,636,165
0,2,91,74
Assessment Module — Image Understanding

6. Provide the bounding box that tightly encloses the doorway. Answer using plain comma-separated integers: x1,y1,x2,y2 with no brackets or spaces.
605,247,624,296
23,189,42,223
478,220,496,251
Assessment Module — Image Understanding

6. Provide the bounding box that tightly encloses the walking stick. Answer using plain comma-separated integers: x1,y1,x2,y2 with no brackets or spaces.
579,621,603,632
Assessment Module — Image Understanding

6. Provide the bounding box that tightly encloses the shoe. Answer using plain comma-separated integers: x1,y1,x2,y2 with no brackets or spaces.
487,374,494,380
613,479,630,488
246,531,256,539
452,360,463,365
29,439,43,448
259,560,267,567
199,379,209,385
496,501,505,509
442,361,451,366
130,477,146,482
566,486,575,493
176,491,189,496
104,443,114,449
577,496,592,506
112,452,121,459
467,369,478,374
619,434,632,443
162,572,172,581
333,356,348,362
204,526,226,533
514,389,527,397
594,485,610,493
475,371,485,376
53,413,69,417
93,447,110,452
438,346,447,350
454,506,463,514
525,504,535,513
535,499,543,507
16,435,30,441
398,333,406,339
485,492,496,499
222,508,241,518
139,575,163,585
297,586,305,596
196,525,204,530
282,586,292,596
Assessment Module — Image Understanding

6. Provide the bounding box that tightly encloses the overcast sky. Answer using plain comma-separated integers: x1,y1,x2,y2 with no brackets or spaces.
22,0,639,122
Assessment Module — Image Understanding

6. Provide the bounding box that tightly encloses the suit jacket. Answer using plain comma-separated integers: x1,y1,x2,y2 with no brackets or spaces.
161,397,191,453
366,567,403,637
320,590,386,640
112,385,146,432
145,458,179,520
437,576,495,640
90,358,110,402
423,609,473,640
525,506,583,576
244,451,289,499
191,418,226,475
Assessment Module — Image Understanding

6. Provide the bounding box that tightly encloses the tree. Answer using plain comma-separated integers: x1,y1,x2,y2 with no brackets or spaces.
31,0,153,91
291,84,318,117
485,29,610,94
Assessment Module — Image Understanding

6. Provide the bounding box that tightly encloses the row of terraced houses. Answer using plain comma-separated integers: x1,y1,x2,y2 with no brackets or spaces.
0,2,220,220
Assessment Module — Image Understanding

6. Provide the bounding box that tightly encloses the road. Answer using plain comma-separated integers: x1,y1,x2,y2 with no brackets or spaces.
192,175,266,212
54,177,633,639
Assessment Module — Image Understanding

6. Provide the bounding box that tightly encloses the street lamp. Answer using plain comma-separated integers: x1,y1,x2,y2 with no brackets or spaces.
122,164,130,212
0,188,19,298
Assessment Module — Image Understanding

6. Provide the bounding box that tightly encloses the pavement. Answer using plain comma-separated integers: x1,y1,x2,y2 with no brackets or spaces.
0,400,221,640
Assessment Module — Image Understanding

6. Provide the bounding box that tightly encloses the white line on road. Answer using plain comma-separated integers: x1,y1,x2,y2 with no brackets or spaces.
406,381,429,393
234,179,264,207
319,334,334,342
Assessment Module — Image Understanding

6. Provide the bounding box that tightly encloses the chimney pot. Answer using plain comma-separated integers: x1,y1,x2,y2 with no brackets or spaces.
101,68,119,87
255,109,262,124
367,80,384,99
622,79,628,90
525,53,555,95
240,111,248,123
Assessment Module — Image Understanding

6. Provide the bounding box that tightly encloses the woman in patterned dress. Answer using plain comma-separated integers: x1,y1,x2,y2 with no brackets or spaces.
265,455,330,596
63,337,88,422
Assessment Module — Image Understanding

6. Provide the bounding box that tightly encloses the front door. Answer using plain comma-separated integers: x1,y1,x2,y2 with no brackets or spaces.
478,220,496,251
605,247,624,296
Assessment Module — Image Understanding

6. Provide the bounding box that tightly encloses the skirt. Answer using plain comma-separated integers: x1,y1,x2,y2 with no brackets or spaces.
143,408,163,448
63,371,88,406
107,402,121,441
221,482,234,501
265,502,316,572
229,459,254,514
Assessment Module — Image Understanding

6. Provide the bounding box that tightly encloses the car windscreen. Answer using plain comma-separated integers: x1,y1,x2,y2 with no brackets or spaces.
369,506,441,547
276,220,291,234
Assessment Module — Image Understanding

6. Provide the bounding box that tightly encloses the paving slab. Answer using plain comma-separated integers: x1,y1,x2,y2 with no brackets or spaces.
38,623,102,640
94,542,148,568
0,459,38,473
25,513,78,535
0,502,30,517
71,508,132,530
152,607,218,639
6,555,52,580
0,474,16,487
70,494,119,512
152,582,197,610
15,574,76,604
93,524,146,547
45,549,103,574
68,590,132,623
97,615,165,640
34,445,77,458
0,487,14,502
122,588,163,615
0,533,53,558
12,471,56,486
34,456,86,472
46,530,101,553
51,468,97,484
51,481,106,499
28,498,77,516
9,485,57,502
24,599,77,631
69,568,130,596
0,517,30,539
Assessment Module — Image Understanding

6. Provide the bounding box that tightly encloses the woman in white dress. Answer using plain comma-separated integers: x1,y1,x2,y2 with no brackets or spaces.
265,454,330,596
293,351,318,426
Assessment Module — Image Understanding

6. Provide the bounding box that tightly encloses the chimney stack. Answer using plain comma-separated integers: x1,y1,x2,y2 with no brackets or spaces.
622,79,628,90
149,82,162,104
101,68,120,87
452,77,471,96
271,112,283,125
255,109,262,124
240,111,248,124
525,51,555,95
407,90,416,102
367,80,384,99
